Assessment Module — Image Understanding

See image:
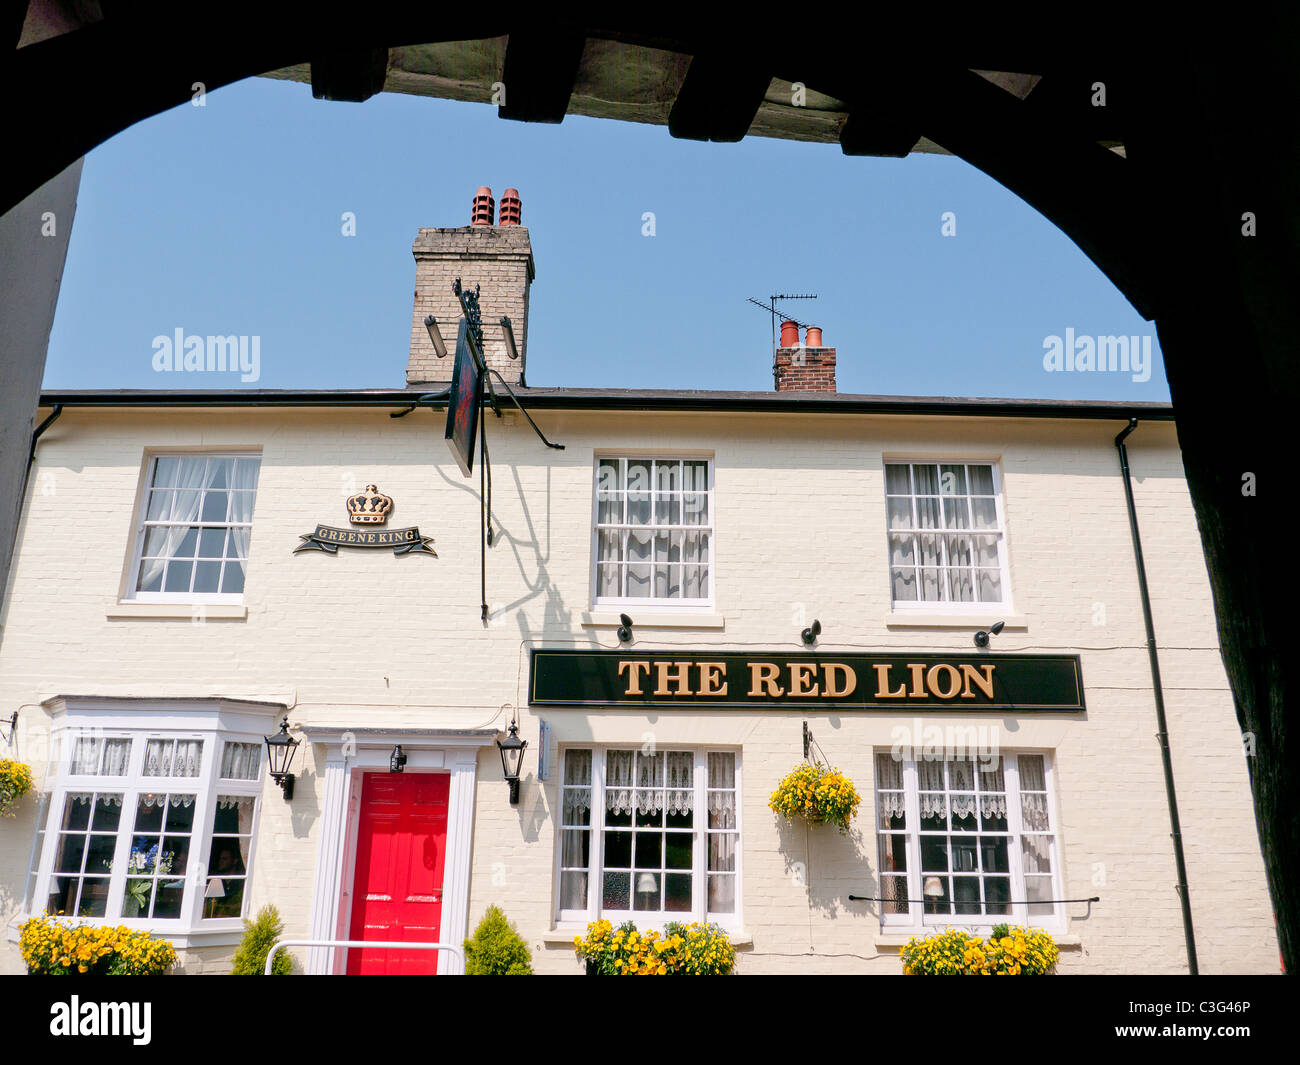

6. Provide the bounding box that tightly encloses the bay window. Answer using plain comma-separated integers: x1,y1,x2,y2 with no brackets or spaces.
558,747,740,927
29,698,277,942
875,751,1062,931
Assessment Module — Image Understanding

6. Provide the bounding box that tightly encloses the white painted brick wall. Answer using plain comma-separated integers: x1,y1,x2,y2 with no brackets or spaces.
0,408,1278,974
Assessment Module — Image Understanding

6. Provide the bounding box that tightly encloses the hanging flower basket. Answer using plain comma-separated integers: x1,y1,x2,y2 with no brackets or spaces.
0,758,34,818
768,761,861,833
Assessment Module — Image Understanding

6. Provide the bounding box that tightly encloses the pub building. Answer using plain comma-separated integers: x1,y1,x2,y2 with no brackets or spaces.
0,188,1278,975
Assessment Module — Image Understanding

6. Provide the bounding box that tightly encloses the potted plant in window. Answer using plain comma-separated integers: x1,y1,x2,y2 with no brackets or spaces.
768,761,861,834
0,758,34,817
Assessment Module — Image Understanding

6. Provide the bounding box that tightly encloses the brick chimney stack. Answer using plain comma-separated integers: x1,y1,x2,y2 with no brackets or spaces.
774,324,836,393
407,187,535,387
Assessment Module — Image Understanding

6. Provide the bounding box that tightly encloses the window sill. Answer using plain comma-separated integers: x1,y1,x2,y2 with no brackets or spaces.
541,927,752,948
107,602,248,620
884,613,1027,630
581,611,725,630
874,932,1080,952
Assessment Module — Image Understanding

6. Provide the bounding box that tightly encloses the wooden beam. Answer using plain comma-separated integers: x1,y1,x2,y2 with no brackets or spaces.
497,29,585,123
839,111,920,157
668,53,770,142
311,47,389,102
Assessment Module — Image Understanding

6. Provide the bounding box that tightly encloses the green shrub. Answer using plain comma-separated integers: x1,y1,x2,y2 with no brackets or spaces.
231,904,293,975
464,905,533,974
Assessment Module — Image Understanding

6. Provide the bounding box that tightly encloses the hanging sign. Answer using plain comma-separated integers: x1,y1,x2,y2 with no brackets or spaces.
294,483,436,556
528,650,1084,711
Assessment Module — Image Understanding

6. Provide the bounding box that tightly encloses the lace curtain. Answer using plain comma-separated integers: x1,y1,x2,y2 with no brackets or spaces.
917,758,1008,820
71,737,131,776
139,792,195,808
220,742,261,781
145,739,203,778
875,754,906,820
606,751,694,814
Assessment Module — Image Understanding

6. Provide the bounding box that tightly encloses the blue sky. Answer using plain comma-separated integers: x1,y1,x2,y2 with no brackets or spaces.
44,76,1166,400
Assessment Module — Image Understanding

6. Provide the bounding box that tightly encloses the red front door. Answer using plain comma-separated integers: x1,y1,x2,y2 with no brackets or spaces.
346,772,449,974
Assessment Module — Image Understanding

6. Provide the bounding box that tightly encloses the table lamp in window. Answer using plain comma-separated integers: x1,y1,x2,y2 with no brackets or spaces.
204,877,225,918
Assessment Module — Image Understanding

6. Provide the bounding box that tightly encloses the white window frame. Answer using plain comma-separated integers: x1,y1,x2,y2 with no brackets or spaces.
555,746,741,931
875,749,1065,935
123,450,261,605
590,454,716,612
883,457,1014,613
26,697,278,946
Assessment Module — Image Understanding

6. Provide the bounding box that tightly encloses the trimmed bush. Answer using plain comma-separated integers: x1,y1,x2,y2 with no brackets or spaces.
464,905,533,975
231,904,293,975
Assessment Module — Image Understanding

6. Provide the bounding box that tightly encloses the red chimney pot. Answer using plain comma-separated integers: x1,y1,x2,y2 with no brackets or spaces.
779,320,799,347
499,188,522,225
805,326,823,347
471,186,495,226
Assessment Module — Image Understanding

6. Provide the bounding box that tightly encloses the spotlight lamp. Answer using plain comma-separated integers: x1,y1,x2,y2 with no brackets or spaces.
389,744,408,773
974,620,1006,648
424,315,448,358
264,718,300,800
497,720,528,805
617,614,634,643
801,619,822,646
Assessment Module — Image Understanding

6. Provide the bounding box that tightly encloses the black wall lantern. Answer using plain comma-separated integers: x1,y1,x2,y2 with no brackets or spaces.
497,720,528,805
974,620,1006,648
264,718,300,800
389,744,407,773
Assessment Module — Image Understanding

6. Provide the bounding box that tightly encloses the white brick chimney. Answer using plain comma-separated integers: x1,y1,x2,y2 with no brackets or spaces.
407,187,534,387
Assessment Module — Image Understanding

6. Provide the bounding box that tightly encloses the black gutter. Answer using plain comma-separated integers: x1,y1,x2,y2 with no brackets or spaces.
21,403,63,508
36,388,1177,421
1115,417,1199,975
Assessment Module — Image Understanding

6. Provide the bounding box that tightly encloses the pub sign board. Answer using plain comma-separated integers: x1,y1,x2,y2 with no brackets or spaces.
528,650,1085,712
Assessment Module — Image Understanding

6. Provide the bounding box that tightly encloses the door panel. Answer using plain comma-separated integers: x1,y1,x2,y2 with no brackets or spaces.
346,772,449,974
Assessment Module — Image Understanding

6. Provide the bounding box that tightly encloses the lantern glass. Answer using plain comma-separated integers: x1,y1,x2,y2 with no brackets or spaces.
264,720,299,779
497,723,527,782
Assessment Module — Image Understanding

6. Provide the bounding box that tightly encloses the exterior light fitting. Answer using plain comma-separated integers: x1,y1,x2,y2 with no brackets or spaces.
801,619,821,646
424,315,448,358
617,614,634,643
0,710,16,746
264,718,300,800
974,621,1006,648
497,720,528,805
500,315,520,361
390,745,408,773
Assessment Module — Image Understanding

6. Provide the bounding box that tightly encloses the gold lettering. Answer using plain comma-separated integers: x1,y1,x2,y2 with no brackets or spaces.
617,660,651,696
907,663,927,698
822,663,856,698
698,662,728,697
654,661,693,696
748,662,785,697
788,662,820,697
927,664,961,699
960,663,996,699
873,663,906,698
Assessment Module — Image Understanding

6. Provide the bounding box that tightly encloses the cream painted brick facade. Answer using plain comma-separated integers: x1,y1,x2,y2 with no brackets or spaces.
0,404,1279,974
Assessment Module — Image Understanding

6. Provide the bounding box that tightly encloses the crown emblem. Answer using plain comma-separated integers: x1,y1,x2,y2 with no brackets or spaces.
346,484,393,524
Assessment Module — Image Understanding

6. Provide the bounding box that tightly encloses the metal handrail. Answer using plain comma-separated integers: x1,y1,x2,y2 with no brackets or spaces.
264,938,466,975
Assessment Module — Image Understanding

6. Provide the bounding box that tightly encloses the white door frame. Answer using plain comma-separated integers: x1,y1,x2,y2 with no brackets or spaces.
301,727,498,975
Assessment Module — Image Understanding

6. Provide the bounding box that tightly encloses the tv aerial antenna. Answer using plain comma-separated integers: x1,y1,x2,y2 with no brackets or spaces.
746,293,818,357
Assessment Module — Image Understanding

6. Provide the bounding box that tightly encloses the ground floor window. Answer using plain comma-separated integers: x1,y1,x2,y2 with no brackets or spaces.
30,700,272,935
875,750,1061,930
558,747,739,927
